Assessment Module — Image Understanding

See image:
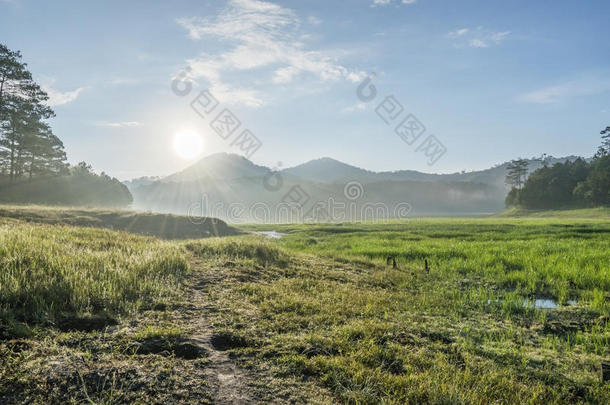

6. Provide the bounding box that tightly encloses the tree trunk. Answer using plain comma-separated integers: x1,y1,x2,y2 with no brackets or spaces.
15,144,24,179
9,136,15,182
0,76,5,114
28,155,34,181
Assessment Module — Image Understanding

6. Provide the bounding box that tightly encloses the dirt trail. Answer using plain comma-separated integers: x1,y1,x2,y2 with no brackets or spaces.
183,257,255,404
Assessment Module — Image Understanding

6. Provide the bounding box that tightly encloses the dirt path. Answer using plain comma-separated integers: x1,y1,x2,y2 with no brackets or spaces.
182,256,256,404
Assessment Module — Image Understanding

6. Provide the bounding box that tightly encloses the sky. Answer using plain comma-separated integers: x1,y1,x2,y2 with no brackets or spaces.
1,0,609,180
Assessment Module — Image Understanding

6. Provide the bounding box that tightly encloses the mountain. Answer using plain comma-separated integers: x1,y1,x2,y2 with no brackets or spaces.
281,157,377,183
375,156,585,189
126,153,589,222
131,175,501,221
287,156,583,189
163,153,270,183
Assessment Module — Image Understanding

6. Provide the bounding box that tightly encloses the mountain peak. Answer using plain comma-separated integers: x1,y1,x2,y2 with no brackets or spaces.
164,153,269,183
281,157,375,183
195,152,250,163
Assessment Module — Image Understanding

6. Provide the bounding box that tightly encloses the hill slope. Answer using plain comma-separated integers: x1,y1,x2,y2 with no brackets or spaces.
497,207,610,219
0,205,239,239
163,153,270,183
281,157,377,183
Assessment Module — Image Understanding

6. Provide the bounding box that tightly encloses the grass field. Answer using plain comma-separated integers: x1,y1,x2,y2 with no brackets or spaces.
1,208,609,403
203,219,610,403
244,218,610,308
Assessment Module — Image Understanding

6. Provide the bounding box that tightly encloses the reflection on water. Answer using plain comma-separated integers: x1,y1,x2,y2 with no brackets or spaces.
487,297,578,309
256,231,285,239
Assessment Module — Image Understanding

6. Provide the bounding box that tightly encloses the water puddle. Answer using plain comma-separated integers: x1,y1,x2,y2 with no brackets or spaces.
487,298,578,309
256,231,285,239
525,298,577,309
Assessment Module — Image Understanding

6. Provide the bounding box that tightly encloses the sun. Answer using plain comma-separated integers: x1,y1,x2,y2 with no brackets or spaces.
173,130,204,160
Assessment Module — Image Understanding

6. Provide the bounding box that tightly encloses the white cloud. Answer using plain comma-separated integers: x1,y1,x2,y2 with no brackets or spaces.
491,31,510,42
469,39,488,48
272,66,300,84
447,28,469,38
307,15,322,25
519,75,610,104
346,71,367,83
42,85,84,106
447,27,510,48
177,0,364,107
109,77,141,86
341,102,366,114
95,121,142,128
372,0,417,6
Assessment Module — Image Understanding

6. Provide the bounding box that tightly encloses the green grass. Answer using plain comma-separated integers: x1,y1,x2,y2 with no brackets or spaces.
186,237,290,267
243,218,610,307
1,207,609,403
0,216,207,403
0,219,189,332
193,219,610,403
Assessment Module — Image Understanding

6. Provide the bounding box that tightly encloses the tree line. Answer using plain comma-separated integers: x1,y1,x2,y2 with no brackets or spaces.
506,128,610,209
0,44,132,207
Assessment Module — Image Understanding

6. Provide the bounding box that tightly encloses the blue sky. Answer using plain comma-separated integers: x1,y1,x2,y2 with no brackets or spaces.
1,0,609,179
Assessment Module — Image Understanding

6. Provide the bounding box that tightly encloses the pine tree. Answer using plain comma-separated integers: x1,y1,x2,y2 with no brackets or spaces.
505,159,529,189
504,158,529,206
0,43,63,182
596,126,610,158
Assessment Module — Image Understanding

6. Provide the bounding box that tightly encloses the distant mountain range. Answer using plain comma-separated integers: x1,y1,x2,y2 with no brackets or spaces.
125,153,585,222
279,155,583,188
